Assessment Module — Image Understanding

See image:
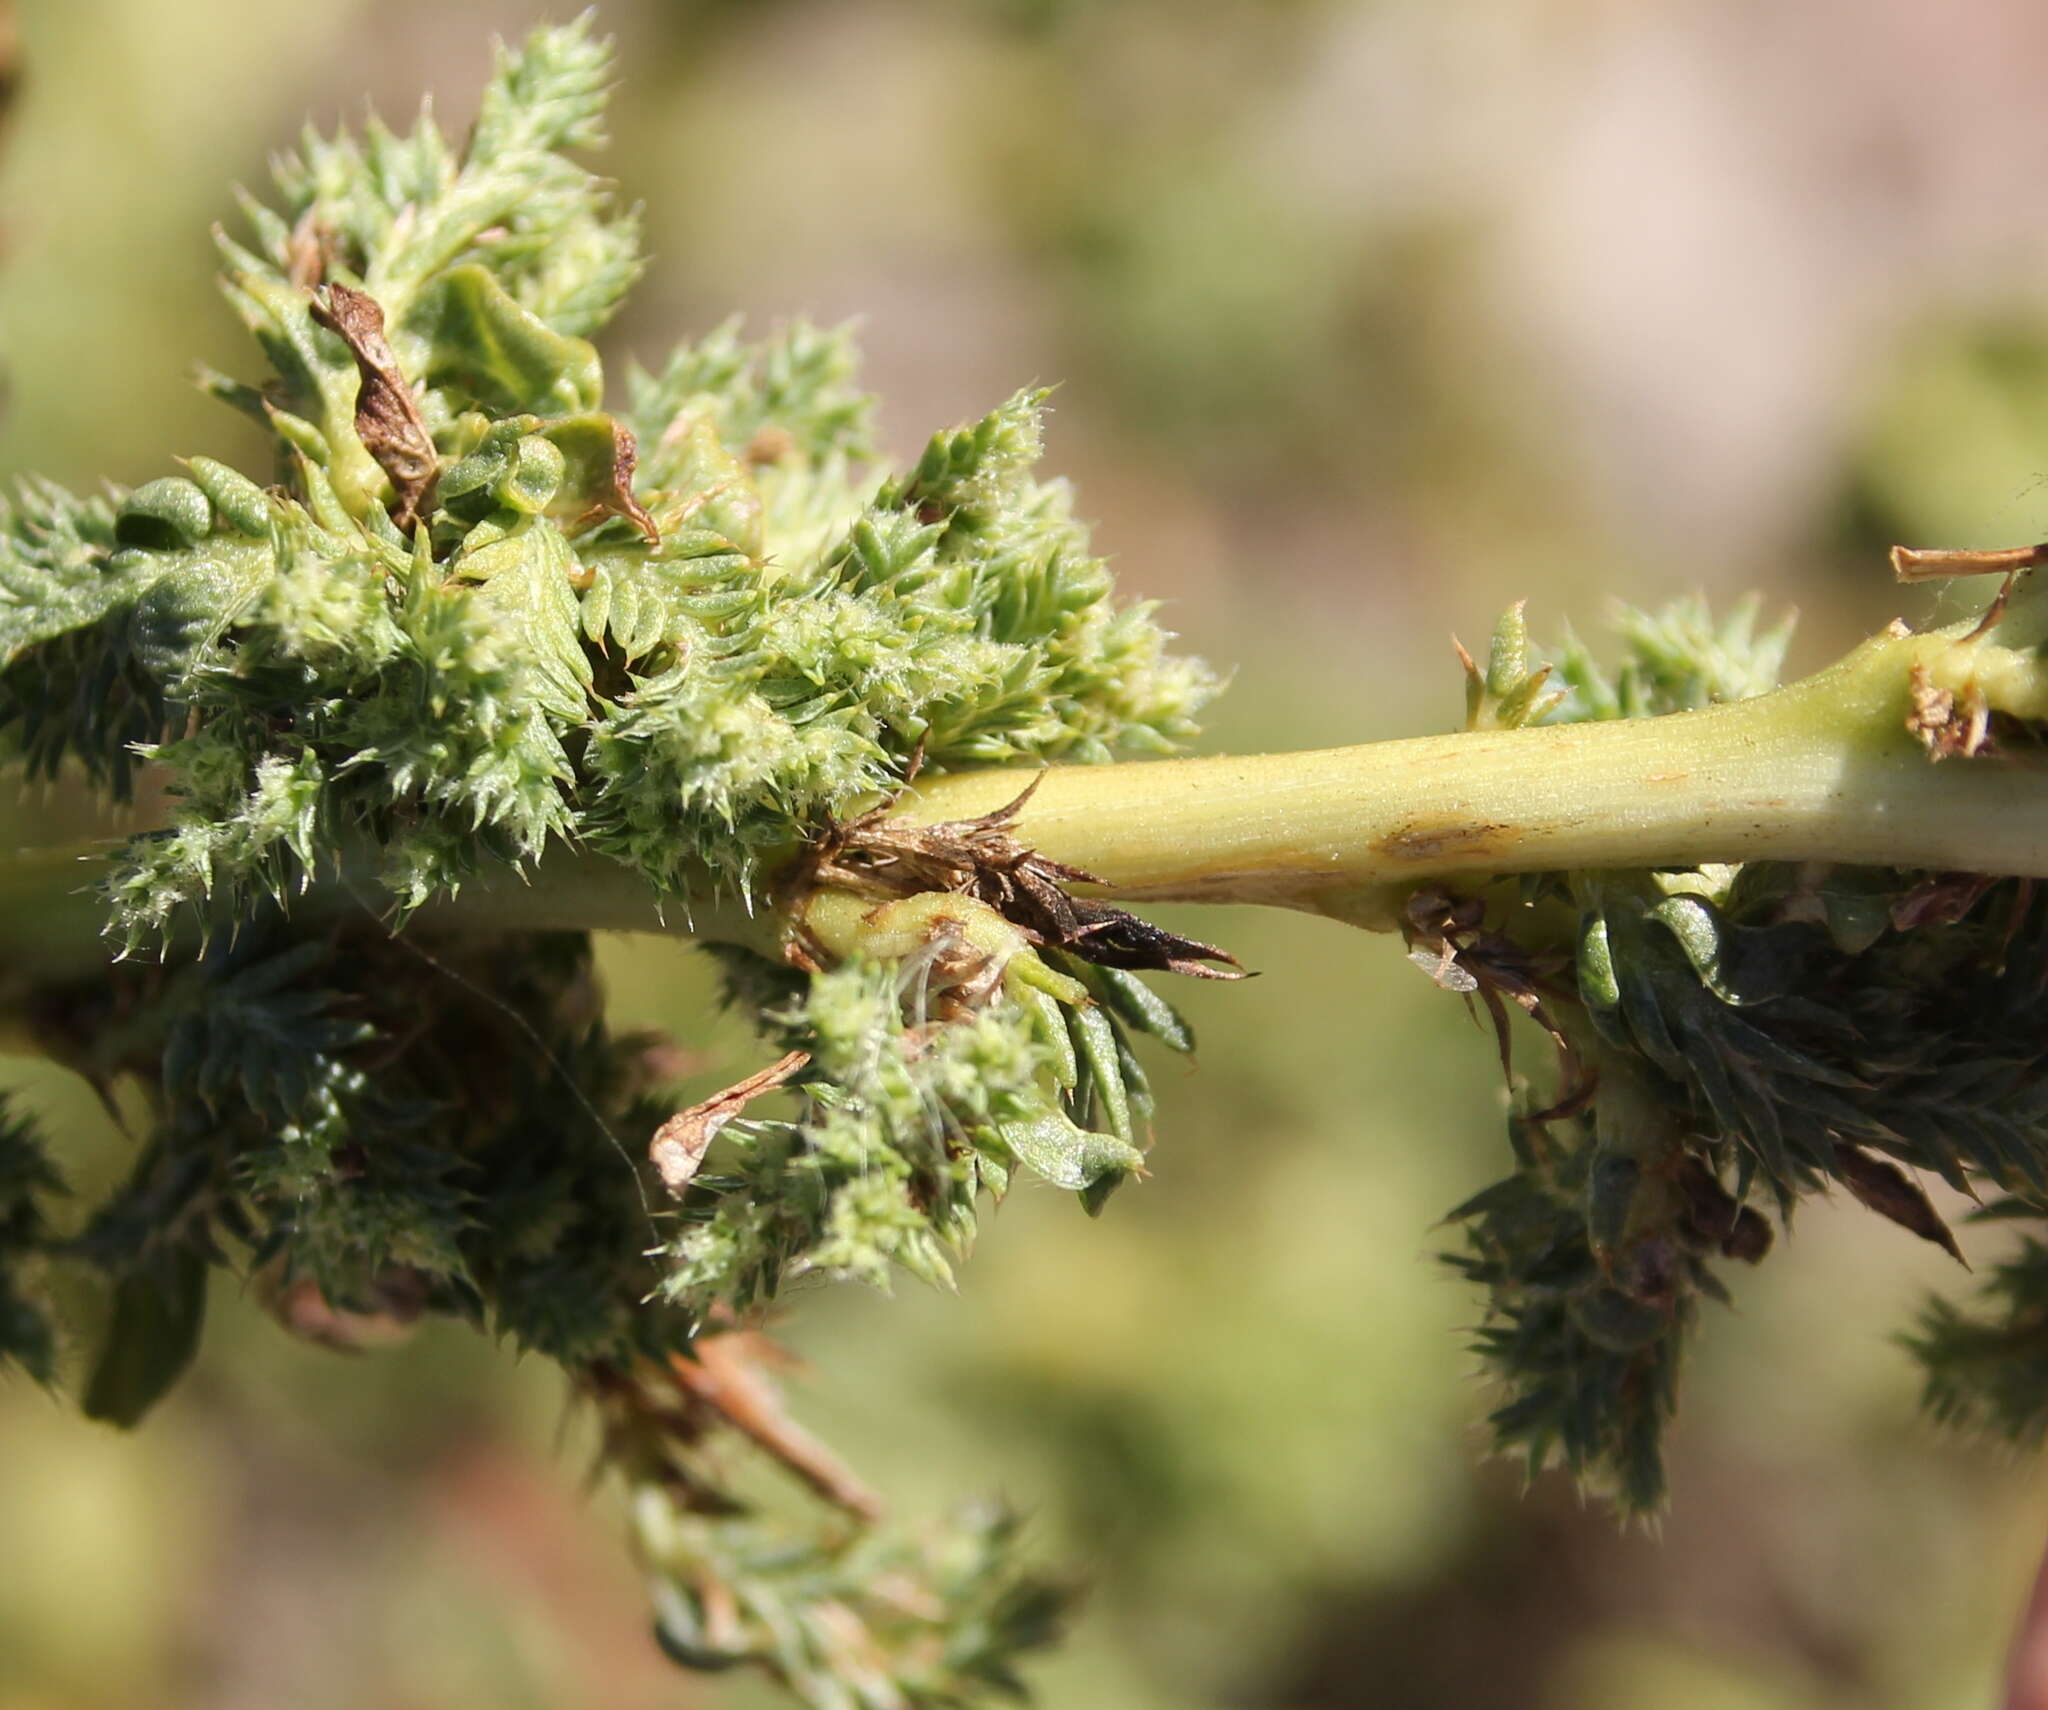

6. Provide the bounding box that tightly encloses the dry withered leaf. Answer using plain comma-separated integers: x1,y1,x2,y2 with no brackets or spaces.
1718,1203,1773,1264
1889,872,1997,933
584,1331,882,1526
259,1265,429,1352
311,281,439,530
1892,540,2045,640
1671,1154,1773,1263
1832,1142,1965,1265
745,425,797,467
648,1049,810,1196
798,773,1243,979
286,210,337,291
1056,897,1243,979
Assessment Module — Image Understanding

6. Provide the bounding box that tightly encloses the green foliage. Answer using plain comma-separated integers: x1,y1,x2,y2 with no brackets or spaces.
1542,593,1797,723
667,938,1171,1317
1446,1123,1707,1516
8,15,2048,1706
1428,598,2048,1509
48,925,673,1368
0,5,1215,958
1463,592,1795,731
627,314,874,471
2,35,1214,940
1912,1229,2048,1443
634,1485,1068,1703
0,22,1213,1704
0,1103,65,1383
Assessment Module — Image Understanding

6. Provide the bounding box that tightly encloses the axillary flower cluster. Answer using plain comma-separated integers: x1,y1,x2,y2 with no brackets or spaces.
4,20,2048,1705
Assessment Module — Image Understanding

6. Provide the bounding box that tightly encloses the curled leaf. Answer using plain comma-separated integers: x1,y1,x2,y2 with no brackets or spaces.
311,282,438,529
1833,1143,1965,1265
649,1051,810,1196
546,414,660,543
82,1247,209,1428
998,1110,1144,1193
411,263,605,417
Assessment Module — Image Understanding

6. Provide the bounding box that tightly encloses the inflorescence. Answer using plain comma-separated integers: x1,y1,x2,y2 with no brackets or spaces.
4,19,2048,1705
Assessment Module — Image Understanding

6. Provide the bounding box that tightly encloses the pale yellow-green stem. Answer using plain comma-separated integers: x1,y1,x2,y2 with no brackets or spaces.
893,623,2048,928
0,618,2043,985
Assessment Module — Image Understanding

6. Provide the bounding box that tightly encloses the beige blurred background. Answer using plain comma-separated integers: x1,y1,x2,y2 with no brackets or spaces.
4,1,2048,1705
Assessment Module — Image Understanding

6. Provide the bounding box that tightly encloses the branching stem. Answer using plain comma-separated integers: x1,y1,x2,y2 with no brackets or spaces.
1,619,2043,985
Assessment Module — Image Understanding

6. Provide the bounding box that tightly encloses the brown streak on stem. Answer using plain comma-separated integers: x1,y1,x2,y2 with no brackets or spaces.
1374,821,1510,862
571,420,660,545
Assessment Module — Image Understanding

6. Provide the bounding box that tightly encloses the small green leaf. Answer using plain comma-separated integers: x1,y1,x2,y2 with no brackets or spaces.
1577,909,1621,1010
449,516,592,720
997,1111,1142,1193
1069,1003,1133,1145
409,264,603,417
116,479,213,552
83,1247,209,1428
1073,962,1194,1053
1570,1286,1672,1354
1646,893,1743,1005
1018,984,1077,1089
1485,601,1531,698
183,457,275,538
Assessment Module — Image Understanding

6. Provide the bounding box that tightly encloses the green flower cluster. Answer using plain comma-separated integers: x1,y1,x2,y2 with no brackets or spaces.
671,918,1177,1319
0,20,1211,949
0,22,1215,1702
1438,598,2048,1509
11,15,2048,1706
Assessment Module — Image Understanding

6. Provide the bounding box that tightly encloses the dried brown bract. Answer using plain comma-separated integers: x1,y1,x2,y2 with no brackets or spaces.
1889,872,1998,933
589,1331,881,1523
262,1266,430,1351
1670,1154,1773,1263
796,774,1242,979
285,211,337,291
1403,886,1591,1120
666,1333,881,1521
649,1049,810,1196
1907,663,1991,762
744,425,796,467
1831,1142,1965,1265
311,281,439,530
1892,541,2046,641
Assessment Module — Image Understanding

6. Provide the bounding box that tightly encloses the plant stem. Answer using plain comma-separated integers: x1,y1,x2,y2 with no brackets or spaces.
1,621,2043,981
897,623,2048,925
0,838,783,993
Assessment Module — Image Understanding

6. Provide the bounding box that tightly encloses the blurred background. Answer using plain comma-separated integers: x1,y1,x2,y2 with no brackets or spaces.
3,0,2048,1705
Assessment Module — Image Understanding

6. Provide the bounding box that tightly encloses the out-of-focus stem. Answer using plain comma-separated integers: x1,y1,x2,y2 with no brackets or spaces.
0,838,783,992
